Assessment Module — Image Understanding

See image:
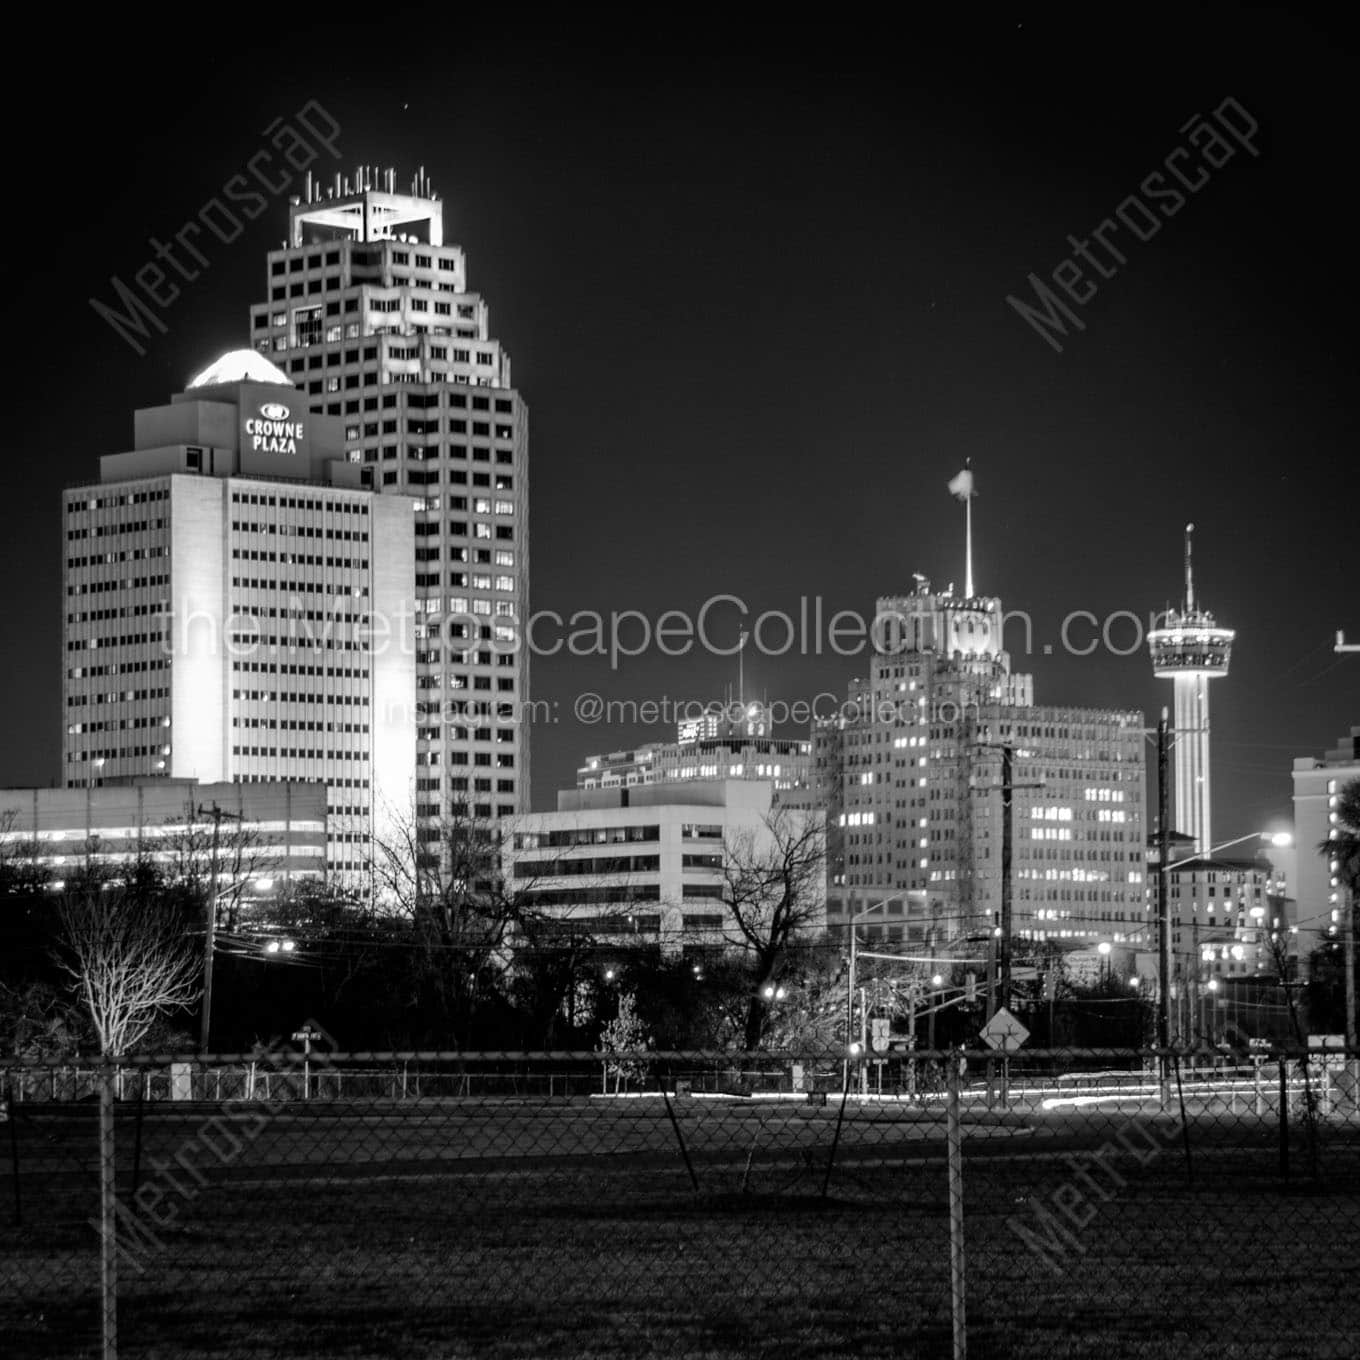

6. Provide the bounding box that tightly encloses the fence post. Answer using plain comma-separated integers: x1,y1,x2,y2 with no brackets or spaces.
660,1078,699,1192
98,1059,118,1360
131,1077,146,1200
821,1079,853,1199
946,1049,967,1360
1278,1060,1290,1182
5,1080,20,1227
1172,1055,1194,1185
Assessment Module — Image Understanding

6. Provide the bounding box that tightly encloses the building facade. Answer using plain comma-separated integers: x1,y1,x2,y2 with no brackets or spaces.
0,779,326,889
1293,726,1360,973
61,355,415,876
247,170,529,827
1163,854,1285,981
505,779,826,954
578,704,814,804
815,579,1146,950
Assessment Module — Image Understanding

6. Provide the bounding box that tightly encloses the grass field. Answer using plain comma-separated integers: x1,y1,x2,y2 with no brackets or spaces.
2,1096,1358,1358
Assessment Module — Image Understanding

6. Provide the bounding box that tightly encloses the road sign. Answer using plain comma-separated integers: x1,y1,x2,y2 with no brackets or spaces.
870,1018,891,1053
979,1007,1030,1053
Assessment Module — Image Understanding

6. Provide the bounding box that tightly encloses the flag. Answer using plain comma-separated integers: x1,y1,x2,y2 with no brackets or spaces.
948,467,975,500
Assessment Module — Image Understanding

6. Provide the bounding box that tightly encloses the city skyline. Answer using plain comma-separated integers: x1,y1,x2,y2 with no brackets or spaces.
2,18,1353,842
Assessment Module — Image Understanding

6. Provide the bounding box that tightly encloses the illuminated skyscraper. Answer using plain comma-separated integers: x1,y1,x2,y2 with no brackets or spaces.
1148,525,1234,853
814,470,1147,950
247,168,529,826
62,353,416,877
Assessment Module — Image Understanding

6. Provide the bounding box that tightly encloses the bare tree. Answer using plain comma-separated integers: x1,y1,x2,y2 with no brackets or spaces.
0,981,87,1061
150,807,273,932
372,804,534,1044
55,886,200,1057
719,809,827,1048
0,808,50,897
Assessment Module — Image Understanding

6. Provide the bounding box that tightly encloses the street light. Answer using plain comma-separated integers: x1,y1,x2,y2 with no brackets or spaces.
1195,830,1292,857
1097,941,1112,984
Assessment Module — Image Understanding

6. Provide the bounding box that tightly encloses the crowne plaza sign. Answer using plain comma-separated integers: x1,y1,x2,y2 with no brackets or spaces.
237,383,314,475
246,400,304,454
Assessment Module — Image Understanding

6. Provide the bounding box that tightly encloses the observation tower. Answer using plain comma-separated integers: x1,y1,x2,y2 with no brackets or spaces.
1148,524,1234,853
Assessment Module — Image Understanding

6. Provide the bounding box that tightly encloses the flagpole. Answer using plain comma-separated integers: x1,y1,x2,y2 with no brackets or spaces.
947,462,976,599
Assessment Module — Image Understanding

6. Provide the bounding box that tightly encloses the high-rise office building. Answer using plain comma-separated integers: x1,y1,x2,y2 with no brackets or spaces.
247,168,529,825
814,483,1146,951
61,353,415,876
1148,524,1234,853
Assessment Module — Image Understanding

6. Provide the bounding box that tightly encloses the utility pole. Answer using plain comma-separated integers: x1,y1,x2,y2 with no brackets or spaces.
1157,709,1174,1103
1000,744,1013,1015
927,923,938,1050
1329,631,1356,1095
1345,885,1357,1077
972,740,1041,1019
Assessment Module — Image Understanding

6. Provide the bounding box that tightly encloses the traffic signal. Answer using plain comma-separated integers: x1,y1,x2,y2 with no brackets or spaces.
1042,962,1059,1000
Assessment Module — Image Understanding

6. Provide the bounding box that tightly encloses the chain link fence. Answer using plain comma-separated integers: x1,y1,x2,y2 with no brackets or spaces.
2,1043,1358,1359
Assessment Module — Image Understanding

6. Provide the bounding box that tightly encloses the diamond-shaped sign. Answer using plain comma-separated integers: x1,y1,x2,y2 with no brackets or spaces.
979,1007,1030,1052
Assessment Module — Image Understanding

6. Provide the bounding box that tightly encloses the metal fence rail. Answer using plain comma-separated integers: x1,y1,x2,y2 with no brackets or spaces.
2,1044,1358,1359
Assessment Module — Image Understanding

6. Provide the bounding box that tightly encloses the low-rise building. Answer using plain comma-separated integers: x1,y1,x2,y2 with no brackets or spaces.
505,779,825,954
578,703,814,804
0,778,327,891
1293,726,1360,975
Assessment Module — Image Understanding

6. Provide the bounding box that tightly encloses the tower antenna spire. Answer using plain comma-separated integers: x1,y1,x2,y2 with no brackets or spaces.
1184,522,1195,613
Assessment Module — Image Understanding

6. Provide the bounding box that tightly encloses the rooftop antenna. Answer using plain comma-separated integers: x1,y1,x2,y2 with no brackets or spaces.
737,629,750,709
1183,522,1195,613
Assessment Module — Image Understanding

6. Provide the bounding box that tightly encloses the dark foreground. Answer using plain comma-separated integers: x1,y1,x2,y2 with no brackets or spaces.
3,1096,1358,1359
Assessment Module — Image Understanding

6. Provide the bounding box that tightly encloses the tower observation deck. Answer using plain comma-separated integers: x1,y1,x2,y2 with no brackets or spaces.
1147,524,1234,852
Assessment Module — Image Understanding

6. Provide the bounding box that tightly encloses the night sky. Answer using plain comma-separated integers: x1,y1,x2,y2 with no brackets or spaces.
5,15,1353,840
